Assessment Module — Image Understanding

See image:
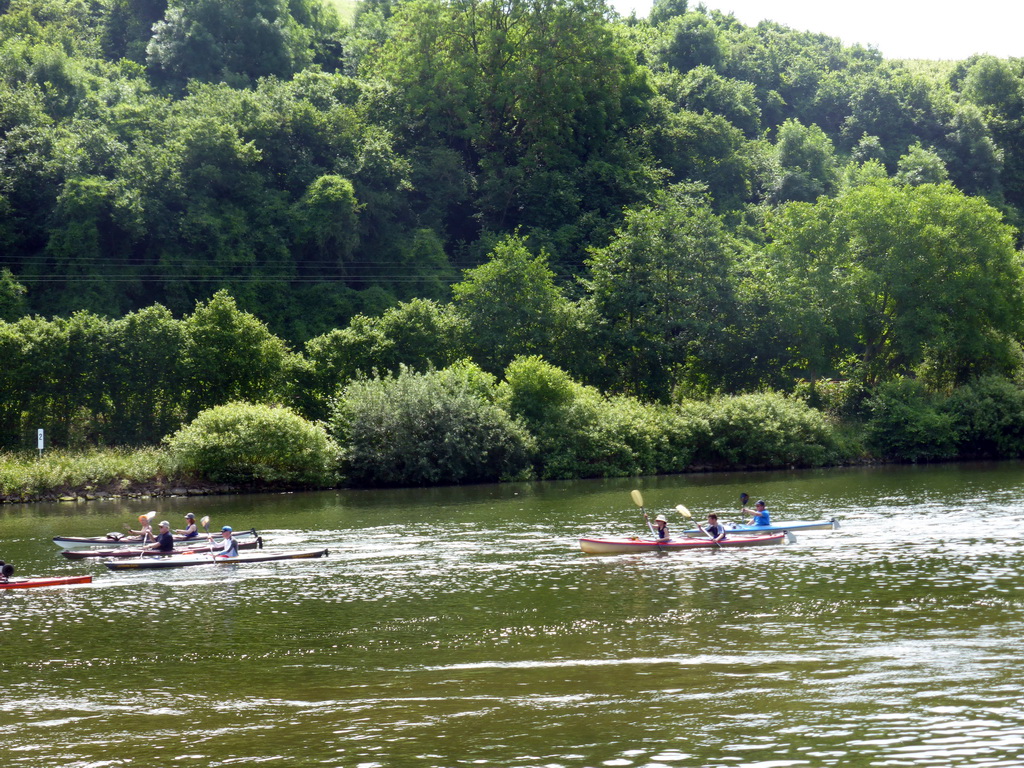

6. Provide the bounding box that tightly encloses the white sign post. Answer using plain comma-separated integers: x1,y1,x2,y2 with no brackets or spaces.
37,428,44,459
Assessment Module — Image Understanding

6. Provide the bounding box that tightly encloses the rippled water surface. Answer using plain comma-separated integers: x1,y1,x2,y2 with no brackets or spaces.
2,464,1023,767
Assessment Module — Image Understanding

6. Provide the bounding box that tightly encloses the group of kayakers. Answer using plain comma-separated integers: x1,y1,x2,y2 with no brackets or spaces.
124,512,239,557
650,495,772,542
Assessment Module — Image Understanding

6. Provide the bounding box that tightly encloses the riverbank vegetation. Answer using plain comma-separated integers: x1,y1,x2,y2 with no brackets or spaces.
2,0,1024,496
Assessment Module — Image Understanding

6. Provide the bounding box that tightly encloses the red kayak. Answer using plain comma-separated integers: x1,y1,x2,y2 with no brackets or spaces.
579,533,787,554
0,575,92,590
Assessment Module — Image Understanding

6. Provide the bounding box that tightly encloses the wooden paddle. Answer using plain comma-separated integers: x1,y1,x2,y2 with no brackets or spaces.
631,489,657,537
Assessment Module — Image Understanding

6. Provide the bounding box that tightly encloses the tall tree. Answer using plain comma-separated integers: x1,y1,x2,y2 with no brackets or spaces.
451,235,581,375
369,0,655,254
584,186,735,400
762,180,1024,386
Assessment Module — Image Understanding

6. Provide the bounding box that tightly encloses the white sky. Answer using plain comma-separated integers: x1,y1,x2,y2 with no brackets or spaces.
611,0,1024,60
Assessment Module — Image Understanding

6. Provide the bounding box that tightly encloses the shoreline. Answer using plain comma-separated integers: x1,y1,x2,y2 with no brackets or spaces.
0,457,900,506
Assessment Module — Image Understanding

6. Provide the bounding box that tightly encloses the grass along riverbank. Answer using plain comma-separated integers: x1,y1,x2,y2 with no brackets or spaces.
0,448,196,503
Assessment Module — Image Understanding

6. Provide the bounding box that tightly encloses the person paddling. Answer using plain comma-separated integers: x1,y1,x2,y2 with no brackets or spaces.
652,514,670,541
747,500,771,527
175,513,198,539
125,513,155,537
704,514,728,542
0,561,13,582
146,520,176,553
215,526,239,558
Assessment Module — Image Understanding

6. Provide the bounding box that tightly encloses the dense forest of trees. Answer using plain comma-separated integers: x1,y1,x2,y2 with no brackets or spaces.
2,0,1024,485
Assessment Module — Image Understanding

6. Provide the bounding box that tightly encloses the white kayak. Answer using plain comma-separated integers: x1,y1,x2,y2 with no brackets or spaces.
105,548,329,570
53,528,260,549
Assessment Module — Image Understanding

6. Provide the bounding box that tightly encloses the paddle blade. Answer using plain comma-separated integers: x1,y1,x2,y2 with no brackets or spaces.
674,504,692,519
631,489,644,508
831,518,841,530
200,515,210,530
784,530,797,544
145,511,157,520
740,493,749,505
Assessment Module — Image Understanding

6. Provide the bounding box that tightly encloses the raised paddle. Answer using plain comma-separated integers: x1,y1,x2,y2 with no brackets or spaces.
201,515,218,560
740,492,750,517
631,489,657,537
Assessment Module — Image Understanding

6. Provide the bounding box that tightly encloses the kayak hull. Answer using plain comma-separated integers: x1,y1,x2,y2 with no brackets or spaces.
579,534,786,555
0,575,93,590
105,548,329,570
61,538,262,559
682,519,839,537
53,528,259,549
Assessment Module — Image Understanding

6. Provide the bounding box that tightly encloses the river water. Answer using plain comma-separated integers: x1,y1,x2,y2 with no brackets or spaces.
1,463,1023,767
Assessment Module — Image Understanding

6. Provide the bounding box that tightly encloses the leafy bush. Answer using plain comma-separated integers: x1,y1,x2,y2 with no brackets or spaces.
500,356,704,479
679,391,844,468
864,379,955,462
943,376,1024,458
330,365,534,487
165,401,340,486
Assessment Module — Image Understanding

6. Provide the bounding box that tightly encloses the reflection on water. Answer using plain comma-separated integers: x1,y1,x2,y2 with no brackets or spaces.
0,463,1023,767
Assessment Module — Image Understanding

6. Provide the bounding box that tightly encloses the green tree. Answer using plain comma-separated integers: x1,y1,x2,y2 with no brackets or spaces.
648,107,762,211
146,0,313,88
180,290,291,417
656,11,723,73
451,235,579,375
0,269,27,321
769,118,838,203
369,0,654,248
293,174,360,268
107,304,187,444
763,181,1024,386
895,142,949,186
299,298,466,420
664,65,761,137
584,186,735,399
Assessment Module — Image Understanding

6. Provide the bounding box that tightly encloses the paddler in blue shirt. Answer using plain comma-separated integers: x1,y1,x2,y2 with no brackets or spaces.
146,520,176,553
747,500,771,527
175,512,198,539
652,514,670,540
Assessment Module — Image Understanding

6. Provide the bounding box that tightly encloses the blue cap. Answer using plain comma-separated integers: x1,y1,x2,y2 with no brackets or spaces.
221,525,232,532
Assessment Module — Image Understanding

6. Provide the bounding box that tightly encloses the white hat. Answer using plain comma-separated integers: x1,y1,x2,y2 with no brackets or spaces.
159,520,170,528
655,514,668,523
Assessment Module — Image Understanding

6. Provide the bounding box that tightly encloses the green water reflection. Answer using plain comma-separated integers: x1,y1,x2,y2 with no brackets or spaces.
1,463,1023,767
